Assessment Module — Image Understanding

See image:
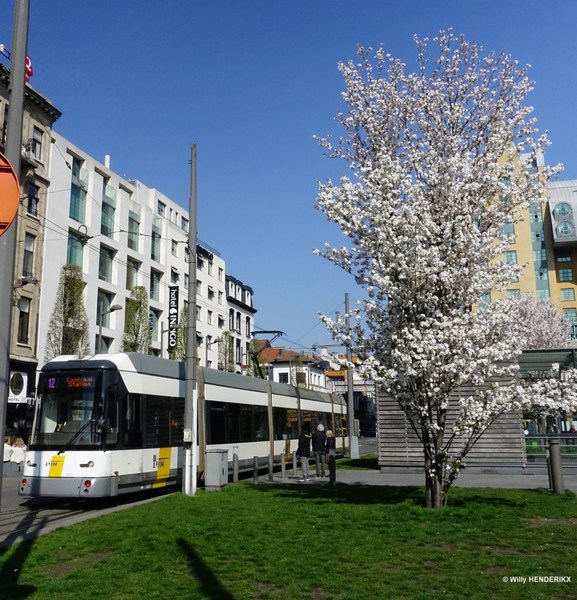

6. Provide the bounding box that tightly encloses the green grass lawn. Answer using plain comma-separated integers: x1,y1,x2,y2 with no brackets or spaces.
1,481,576,600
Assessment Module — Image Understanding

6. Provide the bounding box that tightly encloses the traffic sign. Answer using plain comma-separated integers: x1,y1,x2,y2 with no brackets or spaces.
0,152,20,236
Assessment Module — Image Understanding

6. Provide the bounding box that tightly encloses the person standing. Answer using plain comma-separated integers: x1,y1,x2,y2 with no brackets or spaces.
325,430,337,484
296,427,312,482
10,437,27,474
3,437,13,475
312,424,327,478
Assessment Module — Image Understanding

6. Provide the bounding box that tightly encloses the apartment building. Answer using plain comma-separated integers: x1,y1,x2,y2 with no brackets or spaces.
0,62,61,428
37,131,255,368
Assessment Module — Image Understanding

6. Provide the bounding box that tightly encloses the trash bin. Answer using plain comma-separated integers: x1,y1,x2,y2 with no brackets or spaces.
205,449,228,491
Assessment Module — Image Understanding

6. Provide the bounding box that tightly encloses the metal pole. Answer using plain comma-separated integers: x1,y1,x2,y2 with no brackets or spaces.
253,456,259,484
280,451,286,479
549,438,565,494
0,0,30,506
183,143,198,496
268,454,274,481
345,293,360,458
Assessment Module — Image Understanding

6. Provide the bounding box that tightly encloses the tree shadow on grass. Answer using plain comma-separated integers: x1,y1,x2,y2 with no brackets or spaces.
252,483,427,506
0,508,47,599
177,538,236,600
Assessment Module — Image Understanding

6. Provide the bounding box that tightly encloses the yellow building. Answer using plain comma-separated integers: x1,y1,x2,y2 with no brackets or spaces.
486,154,577,328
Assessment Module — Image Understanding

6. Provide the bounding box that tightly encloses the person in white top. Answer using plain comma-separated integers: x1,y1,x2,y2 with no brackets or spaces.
10,437,27,467
3,438,13,463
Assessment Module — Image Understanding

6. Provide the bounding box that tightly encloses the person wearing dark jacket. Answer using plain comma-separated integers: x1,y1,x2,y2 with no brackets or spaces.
296,427,312,481
325,430,337,484
312,424,327,478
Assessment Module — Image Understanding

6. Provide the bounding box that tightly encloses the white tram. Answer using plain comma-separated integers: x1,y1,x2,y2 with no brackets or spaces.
19,353,348,498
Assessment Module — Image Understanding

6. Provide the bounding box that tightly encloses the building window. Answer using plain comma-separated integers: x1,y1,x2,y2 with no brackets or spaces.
197,280,202,295
218,315,225,329
197,256,204,271
96,290,113,328
561,288,575,302
70,157,86,223
246,316,251,337
218,291,223,305
559,269,573,282
555,203,572,218
196,306,201,321
32,126,42,160
279,373,289,384
150,269,161,301
208,286,215,301
563,308,577,322
27,183,39,217
149,309,161,341
171,268,179,284
218,267,223,282
98,246,114,282
181,216,188,232
229,309,234,330
504,251,517,264
506,289,520,298
236,338,241,364
557,222,575,237
157,200,165,217
151,230,161,262
126,258,140,291
501,223,515,243
128,217,139,251
17,297,30,344
67,230,84,267
536,289,550,302
557,253,571,263
184,273,189,288
479,293,491,306
208,260,213,276
22,233,35,277
171,240,178,257
236,311,241,332
207,310,213,325
101,202,115,238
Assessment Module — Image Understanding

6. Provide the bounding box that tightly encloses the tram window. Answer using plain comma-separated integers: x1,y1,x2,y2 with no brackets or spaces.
273,407,299,440
172,397,185,446
240,405,253,442
253,405,269,442
123,394,142,448
208,401,227,445
144,396,171,447
226,403,241,444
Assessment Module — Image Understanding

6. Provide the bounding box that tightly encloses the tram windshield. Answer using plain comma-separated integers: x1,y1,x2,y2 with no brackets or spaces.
31,370,104,451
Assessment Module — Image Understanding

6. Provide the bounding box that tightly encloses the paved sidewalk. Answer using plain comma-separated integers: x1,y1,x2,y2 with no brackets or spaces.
260,468,577,493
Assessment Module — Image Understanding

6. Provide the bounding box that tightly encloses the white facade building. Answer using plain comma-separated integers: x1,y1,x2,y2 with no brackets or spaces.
37,132,255,368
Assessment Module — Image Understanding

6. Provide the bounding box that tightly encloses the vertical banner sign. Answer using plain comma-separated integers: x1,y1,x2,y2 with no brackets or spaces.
168,286,179,352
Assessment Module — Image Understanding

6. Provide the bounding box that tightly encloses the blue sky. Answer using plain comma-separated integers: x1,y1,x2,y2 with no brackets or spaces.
1,1,576,352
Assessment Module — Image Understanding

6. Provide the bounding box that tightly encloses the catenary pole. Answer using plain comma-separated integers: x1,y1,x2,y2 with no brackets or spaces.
183,143,198,495
0,0,30,507
345,293,360,458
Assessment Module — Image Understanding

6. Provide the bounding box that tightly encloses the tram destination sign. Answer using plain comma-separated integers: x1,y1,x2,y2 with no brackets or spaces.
168,286,179,352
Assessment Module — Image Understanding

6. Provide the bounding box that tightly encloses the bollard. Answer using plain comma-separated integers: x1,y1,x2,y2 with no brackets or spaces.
268,454,274,481
548,438,565,494
233,453,239,484
292,451,297,476
281,451,286,480
253,456,259,484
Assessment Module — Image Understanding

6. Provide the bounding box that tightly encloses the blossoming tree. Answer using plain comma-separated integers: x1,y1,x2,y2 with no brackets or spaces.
517,293,574,350
315,31,564,507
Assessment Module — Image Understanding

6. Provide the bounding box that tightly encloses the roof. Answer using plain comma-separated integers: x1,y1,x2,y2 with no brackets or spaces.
258,341,322,366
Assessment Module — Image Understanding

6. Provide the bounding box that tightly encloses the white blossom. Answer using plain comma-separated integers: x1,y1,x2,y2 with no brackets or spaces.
315,31,566,508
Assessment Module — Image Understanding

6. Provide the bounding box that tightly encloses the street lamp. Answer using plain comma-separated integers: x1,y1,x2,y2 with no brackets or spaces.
205,336,222,367
98,304,122,354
